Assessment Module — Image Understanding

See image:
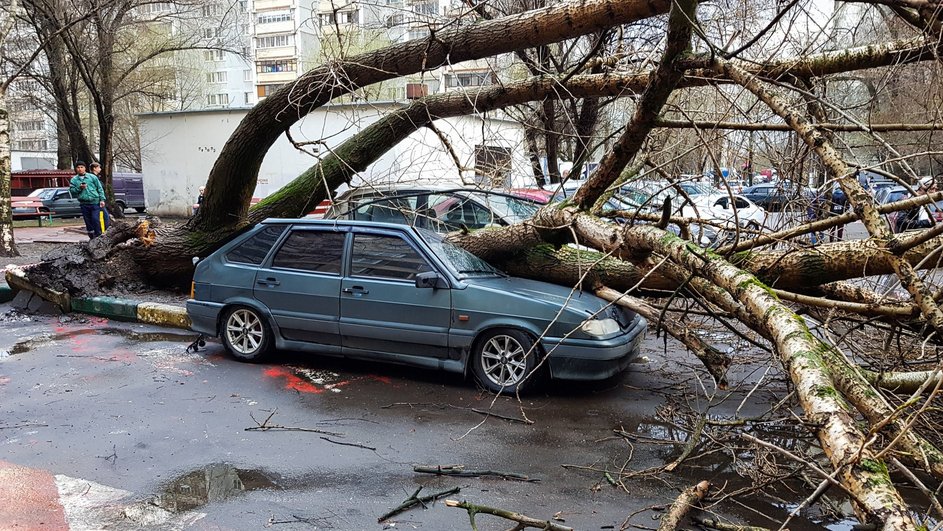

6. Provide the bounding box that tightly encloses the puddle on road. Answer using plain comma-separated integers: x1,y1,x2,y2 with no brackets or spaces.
0,327,197,358
154,464,279,513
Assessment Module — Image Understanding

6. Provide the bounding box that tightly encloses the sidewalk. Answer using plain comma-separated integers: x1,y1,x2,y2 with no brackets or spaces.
15,223,89,244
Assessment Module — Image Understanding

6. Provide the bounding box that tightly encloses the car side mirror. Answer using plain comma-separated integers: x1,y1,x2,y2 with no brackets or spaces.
415,271,447,289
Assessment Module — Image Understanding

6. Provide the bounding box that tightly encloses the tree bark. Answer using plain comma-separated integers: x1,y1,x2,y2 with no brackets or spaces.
0,88,18,256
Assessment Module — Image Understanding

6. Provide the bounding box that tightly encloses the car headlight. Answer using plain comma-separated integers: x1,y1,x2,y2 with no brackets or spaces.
580,318,621,337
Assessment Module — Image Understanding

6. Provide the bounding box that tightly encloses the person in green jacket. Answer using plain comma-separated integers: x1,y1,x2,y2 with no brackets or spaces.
69,161,107,239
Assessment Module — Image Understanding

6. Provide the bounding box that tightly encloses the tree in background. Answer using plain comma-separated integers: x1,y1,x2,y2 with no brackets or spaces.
20,0,247,214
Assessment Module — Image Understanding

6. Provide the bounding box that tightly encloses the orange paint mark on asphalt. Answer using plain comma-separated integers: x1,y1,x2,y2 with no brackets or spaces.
263,367,324,394
0,460,68,529
369,375,393,385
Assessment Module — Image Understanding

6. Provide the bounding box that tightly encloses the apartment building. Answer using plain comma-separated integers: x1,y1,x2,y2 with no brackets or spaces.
7,76,59,170
251,0,319,100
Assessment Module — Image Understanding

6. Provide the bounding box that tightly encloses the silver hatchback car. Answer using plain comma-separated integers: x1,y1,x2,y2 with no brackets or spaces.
187,219,646,393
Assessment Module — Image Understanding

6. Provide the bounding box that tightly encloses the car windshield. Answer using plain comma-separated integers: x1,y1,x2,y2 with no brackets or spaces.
28,188,57,199
465,192,540,223
417,228,503,278
679,182,712,195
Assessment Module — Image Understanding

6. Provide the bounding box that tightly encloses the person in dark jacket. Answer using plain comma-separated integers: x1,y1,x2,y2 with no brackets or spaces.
69,161,107,239
88,162,111,229
828,186,849,241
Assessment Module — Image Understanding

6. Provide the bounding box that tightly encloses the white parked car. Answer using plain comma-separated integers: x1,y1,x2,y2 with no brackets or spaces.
678,193,767,229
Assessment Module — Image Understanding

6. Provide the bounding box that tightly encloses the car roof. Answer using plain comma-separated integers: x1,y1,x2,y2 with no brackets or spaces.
260,218,426,231
336,184,529,199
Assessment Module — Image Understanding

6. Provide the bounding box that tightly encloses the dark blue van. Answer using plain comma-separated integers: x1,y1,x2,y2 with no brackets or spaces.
113,173,146,213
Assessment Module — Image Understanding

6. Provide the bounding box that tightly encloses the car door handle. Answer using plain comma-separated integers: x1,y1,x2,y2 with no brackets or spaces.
257,277,280,286
342,286,369,295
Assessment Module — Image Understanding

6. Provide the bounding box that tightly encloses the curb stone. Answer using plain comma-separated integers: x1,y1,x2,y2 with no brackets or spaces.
70,297,191,329
4,267,190,330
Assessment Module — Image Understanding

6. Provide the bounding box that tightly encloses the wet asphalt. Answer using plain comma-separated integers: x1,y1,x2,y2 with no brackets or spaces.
0,306,845,530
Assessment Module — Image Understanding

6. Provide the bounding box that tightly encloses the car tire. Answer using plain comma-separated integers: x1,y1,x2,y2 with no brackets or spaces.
472,329,541,394
115,201,126,212
220,306,273,362
134,207,146,213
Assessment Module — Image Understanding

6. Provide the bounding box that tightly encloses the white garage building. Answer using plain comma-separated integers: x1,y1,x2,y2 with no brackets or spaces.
138,103,531,216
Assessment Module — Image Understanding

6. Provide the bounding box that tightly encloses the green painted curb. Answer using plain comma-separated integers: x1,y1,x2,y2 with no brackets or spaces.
0,285,14,303
71,297,140,321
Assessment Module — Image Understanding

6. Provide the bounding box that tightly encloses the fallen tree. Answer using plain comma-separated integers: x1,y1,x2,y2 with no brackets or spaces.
14,0,943,527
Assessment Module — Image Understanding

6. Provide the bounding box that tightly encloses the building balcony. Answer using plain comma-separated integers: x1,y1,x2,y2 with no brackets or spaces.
256,46,296,59
257,71,298,83
255,20,295,34
254,0,293,11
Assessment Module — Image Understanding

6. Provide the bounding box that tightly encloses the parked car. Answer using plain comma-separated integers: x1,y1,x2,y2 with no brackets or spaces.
878,186,909,231
26,187,81,217
113,173,146,213
187,219,646,393
678,193,767,229
741,183,809,212
324,186,542,232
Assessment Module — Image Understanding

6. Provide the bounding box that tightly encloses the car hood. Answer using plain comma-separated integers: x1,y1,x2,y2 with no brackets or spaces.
464,276,607,315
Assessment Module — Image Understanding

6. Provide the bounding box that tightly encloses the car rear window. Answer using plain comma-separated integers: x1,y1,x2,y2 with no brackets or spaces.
272,230,345,274
226,225,286,265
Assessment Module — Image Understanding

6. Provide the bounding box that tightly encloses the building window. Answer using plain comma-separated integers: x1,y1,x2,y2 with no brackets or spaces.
13,80,38,92
257,84,284,98
475,145,512,187
203,27,221,39
16,120,45,132
206,71,228,83
319,10,357,25
255,34,292,48
411,2,437,15
206,93,230,106
239,0,247,10
138,2,170,15
407,28,430,40
445,71,494,88
256,59,296,73
257,11,292,24
15,139,48,151
204,49,225,61
244,69,252,81
244,92,252,104
201,4,222,16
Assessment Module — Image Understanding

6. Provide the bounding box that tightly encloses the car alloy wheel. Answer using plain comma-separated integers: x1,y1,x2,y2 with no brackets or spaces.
473,329,539,393
221,307,272,361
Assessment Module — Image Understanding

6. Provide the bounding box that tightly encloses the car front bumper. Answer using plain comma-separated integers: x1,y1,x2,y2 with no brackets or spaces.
186,299,224,336
545,317,647,381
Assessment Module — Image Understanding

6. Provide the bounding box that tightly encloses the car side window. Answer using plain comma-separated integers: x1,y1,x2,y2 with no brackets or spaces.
350,234,433,281
428,195,492,229
733,198,750,209
226,225,287,265
272,231,345,274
